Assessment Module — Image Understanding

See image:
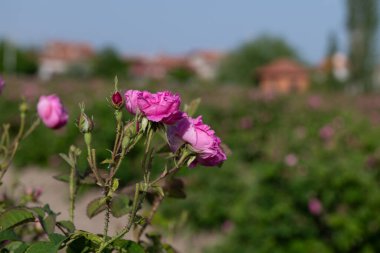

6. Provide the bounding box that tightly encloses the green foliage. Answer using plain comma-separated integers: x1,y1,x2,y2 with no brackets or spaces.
0,41,38,75
92,47,129,79
167,66,195,83
0,209,34,232
347,0,379,91
217,35,299,84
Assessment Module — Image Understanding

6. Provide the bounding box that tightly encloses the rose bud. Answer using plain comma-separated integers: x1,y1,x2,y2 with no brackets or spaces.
111,91,124,109
77,108,94,134
37,95,68,129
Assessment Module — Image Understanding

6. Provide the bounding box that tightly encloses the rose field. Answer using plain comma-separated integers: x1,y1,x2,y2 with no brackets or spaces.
1,76,380,252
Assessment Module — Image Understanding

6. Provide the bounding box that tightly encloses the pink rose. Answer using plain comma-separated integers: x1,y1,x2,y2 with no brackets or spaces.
167,114,227,167
125,90,140,114
124,90,182,125
308,198,323,216
37,95,68,129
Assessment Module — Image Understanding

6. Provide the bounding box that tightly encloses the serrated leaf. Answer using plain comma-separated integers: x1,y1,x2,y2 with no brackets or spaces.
112,239,145,253
59,153,75,168
25,242,57,253
57,220,75,233
110,195,131,218
86,197,107,219
0,209,35,232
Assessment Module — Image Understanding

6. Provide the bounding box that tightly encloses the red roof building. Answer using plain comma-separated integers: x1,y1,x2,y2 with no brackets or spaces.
257,59,309,94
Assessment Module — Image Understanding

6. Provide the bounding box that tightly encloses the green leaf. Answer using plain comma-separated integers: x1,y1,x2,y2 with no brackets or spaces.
57,220,75,233
0,208,35,232
86,197,107,219
112,239,145,253
110,195,131,218
0,229,20,242
40,213,56,234
184,98,201,117
48,233,67,251
3,241,29,253
25,242,57,253
66,231,102,253
53,174,70,183
29,207,45,218
48,233,66,245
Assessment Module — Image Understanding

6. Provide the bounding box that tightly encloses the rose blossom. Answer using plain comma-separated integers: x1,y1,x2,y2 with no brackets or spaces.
37,95,68,129
308,198,323,216
167,114,227,167
124,90,181,124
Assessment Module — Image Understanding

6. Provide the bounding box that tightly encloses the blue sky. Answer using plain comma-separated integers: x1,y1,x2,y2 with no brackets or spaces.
0,0,345,63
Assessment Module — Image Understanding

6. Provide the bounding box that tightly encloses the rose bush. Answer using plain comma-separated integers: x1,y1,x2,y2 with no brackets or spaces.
0,80,227,253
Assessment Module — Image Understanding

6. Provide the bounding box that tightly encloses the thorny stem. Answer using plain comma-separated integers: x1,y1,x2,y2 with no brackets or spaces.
85,143,103,186
69,162,76,223
97,183,144,253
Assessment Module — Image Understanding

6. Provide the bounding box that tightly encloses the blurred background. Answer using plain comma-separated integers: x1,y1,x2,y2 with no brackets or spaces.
1,0,380,252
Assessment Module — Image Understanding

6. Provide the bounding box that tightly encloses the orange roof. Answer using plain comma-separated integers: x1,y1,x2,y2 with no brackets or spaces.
40,41,94,62
257,58,307,75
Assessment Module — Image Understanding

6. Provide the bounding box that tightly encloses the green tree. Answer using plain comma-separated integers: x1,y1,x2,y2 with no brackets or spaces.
92,47,129,79
217,35,299,84
0,40,38,75
347,0,378,91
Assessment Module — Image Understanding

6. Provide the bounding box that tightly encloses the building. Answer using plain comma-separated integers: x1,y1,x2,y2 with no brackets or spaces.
38,41,94,80
128,54,191,80
257,59,309,94
319,52,349,82
187,50,224,80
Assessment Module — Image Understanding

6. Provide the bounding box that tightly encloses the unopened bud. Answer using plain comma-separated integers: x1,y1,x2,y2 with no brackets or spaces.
19,101,29,113
77,104,94,134
111,91,124,109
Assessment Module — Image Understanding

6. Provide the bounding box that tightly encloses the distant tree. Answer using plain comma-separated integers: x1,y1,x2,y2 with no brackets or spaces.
92,47,129,79
0,40,38,75
167,66,195,83
217,35,299,84
346,0,378,91
324,32,344,90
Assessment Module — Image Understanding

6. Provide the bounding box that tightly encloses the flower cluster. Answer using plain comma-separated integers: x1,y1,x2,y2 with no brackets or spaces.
36,89,226,167
124,89,226,167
